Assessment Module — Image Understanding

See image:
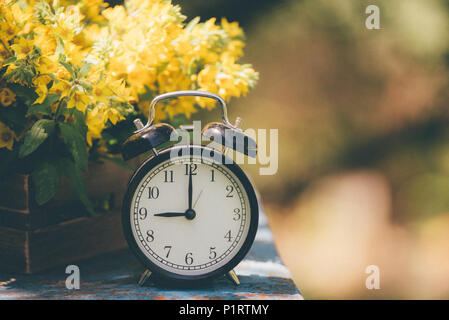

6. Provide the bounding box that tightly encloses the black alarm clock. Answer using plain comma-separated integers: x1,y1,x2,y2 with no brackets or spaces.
121,91,258,285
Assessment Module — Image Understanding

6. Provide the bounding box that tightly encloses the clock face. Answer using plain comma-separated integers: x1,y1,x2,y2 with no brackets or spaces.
123,147,258,280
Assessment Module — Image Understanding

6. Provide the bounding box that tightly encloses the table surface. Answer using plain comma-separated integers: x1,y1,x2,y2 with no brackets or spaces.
0,211,302,300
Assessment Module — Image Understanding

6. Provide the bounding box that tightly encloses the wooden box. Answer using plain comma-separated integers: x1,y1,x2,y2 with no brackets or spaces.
0,160,136,274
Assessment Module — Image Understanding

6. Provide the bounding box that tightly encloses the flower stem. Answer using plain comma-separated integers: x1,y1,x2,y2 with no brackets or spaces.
54,96,67,120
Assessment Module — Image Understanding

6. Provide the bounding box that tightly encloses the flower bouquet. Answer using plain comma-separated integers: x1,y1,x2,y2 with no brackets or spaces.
0,0,257,272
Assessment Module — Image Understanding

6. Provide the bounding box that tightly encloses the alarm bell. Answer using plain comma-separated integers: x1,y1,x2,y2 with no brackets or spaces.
121,90,257,160
122,122,177,161
202,122,257,158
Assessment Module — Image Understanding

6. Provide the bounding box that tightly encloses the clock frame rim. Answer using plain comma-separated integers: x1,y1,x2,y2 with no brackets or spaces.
121,145,259,283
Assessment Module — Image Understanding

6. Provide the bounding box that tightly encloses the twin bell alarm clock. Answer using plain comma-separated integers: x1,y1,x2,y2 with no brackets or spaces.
121,90,258,285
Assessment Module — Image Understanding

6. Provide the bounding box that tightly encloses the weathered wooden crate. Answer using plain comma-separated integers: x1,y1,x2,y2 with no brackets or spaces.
0,161,135,274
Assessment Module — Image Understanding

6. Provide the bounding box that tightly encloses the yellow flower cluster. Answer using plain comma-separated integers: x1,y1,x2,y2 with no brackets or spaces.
0,0,258,152
0,0,131,149
91,0,258,119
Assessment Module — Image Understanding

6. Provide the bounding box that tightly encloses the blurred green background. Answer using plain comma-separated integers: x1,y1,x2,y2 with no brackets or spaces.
177,0,449,298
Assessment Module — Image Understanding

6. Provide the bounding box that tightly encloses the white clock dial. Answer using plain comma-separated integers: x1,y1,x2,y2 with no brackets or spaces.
129,154,251,276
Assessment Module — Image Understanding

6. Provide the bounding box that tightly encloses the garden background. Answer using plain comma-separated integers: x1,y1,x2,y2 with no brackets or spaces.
181,0,449,299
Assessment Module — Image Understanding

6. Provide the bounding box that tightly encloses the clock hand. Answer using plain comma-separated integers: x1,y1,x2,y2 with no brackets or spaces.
188,165,193,210
193,189,203,209
154,210,196,220
153,212,187,217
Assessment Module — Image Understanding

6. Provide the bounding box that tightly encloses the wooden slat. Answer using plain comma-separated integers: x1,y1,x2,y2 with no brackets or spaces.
0,174,30,214
0,160,136,230
27,210,127,274
0,226,28,273
0,209,127,274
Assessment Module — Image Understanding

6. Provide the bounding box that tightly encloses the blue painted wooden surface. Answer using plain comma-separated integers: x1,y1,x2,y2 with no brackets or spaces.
0,212,302,300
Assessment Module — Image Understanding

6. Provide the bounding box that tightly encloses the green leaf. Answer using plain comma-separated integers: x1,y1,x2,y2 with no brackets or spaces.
59,60,75,80
61,157,96,216
27,93,60,116
0,102,27,129
157,61,169,73
59,122,88,171
19,119,55,158
5,0,19,8
31,160,62,205
138,86,154,101
7,83,38,106
78,62,92,78
55,35,65,56
72,108,88,137
3,56,16,65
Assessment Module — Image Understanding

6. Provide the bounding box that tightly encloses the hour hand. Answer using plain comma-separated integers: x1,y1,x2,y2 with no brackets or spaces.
153,212,186,217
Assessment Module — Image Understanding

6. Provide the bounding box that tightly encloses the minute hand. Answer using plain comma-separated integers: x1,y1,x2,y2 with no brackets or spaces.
153,212,186,217
188,167,193,209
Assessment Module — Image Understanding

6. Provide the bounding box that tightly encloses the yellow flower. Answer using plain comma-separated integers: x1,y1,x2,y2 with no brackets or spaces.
0,122,16,150
221,18,243,39
51,80,72,97
165,96,197,119
33,75,52,104
0,88,16,107
37,56,58,74
0,45,9,67
33,26,57,56
67,90,91,112
86,105,106,146
10,37,34,60
76,0,108,23
0,20,19,42
34,83,48,105
198,65,218,91
105,107,124,125
92,81,114,105
109,79,132,103
55,67,72,81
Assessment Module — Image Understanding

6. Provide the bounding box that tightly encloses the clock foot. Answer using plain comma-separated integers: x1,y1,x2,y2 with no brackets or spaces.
227,270,240,285
138,269,152,286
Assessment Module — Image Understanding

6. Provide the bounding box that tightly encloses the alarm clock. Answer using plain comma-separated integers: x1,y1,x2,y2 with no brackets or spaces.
121,91,259,285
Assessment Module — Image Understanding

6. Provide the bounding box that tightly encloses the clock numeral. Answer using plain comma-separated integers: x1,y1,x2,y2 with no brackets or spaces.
164,245,172,258
226,185,234,198
164,170,174,183
209,247,217,260
148,186,160,199
185,252,193,265
185,163,197,176
139,207,148,220
211,169,215,182
146,230,154,242
224,230,233,242
233,208,241,221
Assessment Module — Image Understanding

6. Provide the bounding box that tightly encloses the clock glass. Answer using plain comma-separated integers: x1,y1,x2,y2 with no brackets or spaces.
124,148,257,279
